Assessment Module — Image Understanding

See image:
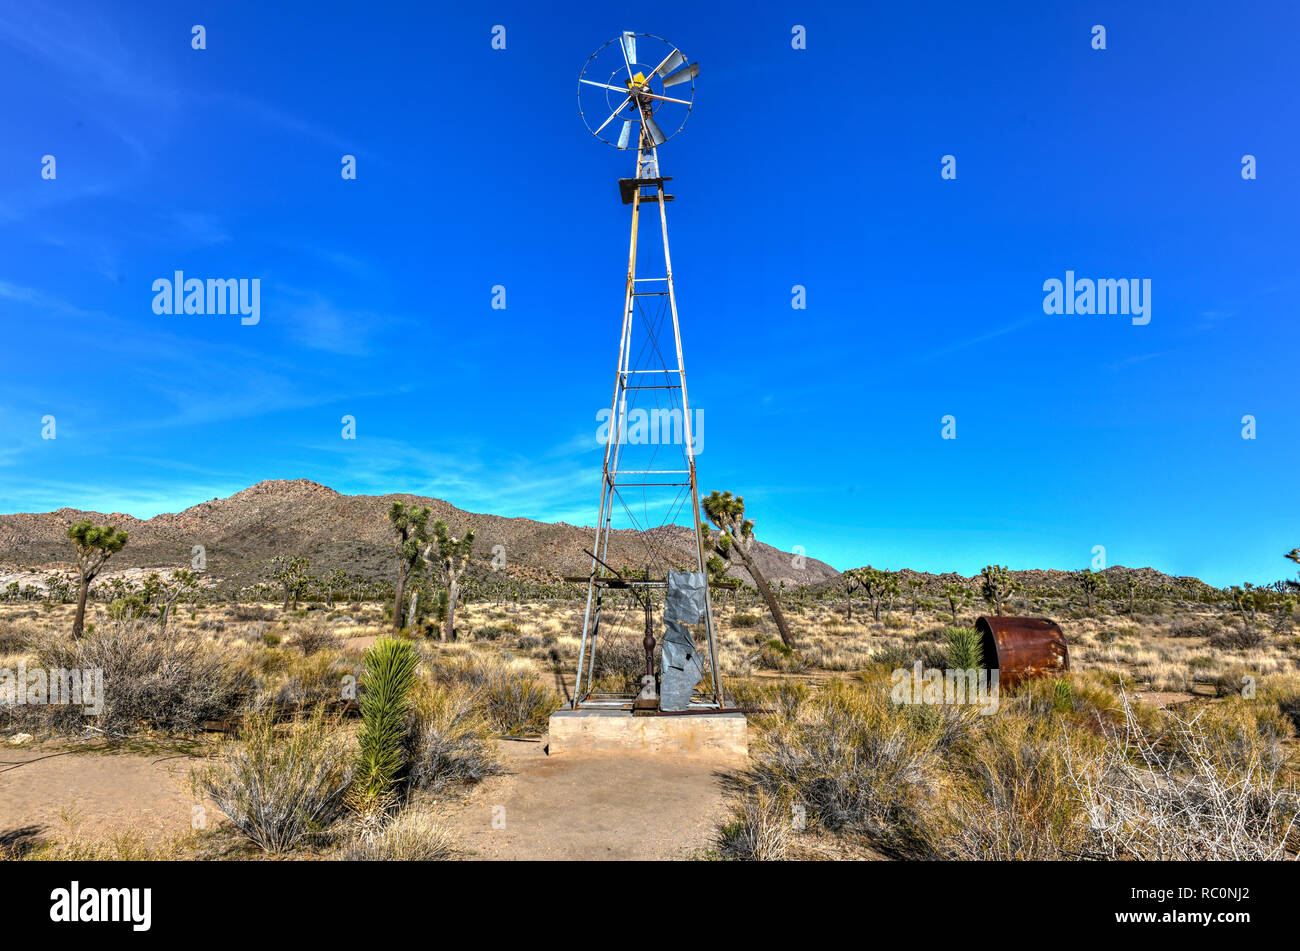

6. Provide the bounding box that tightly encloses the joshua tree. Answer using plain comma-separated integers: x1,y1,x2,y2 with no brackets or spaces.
1122,577,1141,614
884,574,901,614
1285,549,1300,594
1077,569,1105,610
979,564,1019,616
157,569,198,632
705,554,732,612
67,521,129,638
387,501,430,632
906,578,924,616
843,569,864,621
944,582,972,622
425,519,475,642
700,491,794,648
1229,582,1264,621
323,567,349,607
271,555,311,611
846,566,894,622
44,573,73,604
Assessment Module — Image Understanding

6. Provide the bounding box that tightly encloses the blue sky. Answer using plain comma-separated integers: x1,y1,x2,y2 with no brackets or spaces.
1,1,1296,587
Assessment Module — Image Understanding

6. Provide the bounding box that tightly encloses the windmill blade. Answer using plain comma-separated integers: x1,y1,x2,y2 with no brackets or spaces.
581,78,630,94
644,115,667,147
654,49,686,78
636,90,692,106
617,119,632,149
592,96,632,136
620,32,636,74
661,62,699,87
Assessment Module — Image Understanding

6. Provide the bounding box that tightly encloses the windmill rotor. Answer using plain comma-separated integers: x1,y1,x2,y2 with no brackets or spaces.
578,31,697,149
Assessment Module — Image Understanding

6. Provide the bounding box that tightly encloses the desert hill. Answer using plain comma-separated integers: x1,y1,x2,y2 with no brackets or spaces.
0,479,838,590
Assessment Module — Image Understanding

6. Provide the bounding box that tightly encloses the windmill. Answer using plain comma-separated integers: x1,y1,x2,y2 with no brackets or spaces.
568,32,721,713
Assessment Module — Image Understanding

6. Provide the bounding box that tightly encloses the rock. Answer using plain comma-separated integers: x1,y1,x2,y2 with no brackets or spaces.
8,733,33,746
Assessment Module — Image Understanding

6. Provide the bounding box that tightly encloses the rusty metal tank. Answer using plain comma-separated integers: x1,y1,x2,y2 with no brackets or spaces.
974,616,1068,688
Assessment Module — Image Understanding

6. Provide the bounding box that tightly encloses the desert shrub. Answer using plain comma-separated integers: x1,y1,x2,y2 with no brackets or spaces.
944,627,983,670
1265,680,1300,732
107,595,150,622
17,620,250,735
732,613,760,628
0,619,33,654
765,680,811,719
803,641,873,671
757,639,806,672
1169,616,1223,639
293,620,338,656
935,715,1095,860
1205,666,1259,699
406,684,501,793
482,663,561,735
475,620,521,642
590,635,651,683
742,675,942,854
883,615,908,630
1062,691,1300,859
869,643,948,671
715,790,790,861
1004,674,1121,731
1209,624,1266,651
426,652,561,735
353,638,420,811
725,668,1279,860
1193,699,1290,772
722,677,766,709
233,605,277,622
266,650,350,708
341,809,453,861
192,706,353,853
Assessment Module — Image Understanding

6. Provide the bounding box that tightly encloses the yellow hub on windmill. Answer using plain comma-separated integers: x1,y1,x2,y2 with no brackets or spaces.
627,71,647,87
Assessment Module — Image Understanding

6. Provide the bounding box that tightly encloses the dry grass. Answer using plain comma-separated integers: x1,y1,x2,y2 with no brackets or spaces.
406,682,502,793
3,592,1298,862
340,808,454,861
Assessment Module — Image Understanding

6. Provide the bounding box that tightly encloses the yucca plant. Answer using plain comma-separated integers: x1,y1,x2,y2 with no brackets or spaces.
945,626,984,671
352,638,420,812
1051,679,1075,713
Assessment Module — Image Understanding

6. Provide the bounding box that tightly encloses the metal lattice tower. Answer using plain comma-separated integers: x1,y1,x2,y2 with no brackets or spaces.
570,32,720,711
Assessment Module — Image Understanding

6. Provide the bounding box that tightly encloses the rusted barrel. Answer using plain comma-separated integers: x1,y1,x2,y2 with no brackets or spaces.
974,616,1068,688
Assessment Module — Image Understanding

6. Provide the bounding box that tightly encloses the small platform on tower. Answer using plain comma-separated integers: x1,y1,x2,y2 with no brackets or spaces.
619,176,674,203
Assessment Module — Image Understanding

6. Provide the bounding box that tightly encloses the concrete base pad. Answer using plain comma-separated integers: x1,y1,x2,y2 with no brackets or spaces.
548,709,747,759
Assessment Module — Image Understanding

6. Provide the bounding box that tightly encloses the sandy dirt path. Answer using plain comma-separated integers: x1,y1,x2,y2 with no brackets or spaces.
0,745,197,848
438,740,736,860
1,737,736,860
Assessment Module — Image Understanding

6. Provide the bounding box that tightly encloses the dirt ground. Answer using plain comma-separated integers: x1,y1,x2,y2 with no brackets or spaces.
438,740,735,860
0,736,736,860
0,743,197,850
